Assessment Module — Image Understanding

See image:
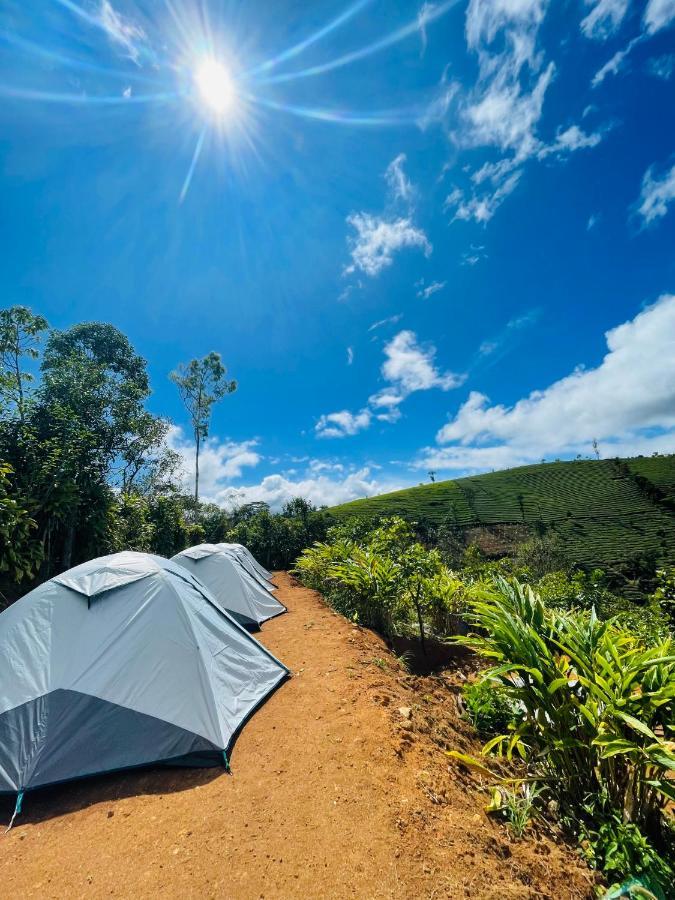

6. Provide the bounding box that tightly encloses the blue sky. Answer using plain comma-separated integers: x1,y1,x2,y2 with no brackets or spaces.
1,0,675,509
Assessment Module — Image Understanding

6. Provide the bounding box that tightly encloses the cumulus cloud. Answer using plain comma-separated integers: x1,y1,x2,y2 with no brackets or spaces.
344,153,431,278
318,330,464,438
315,408,372,439
381,330,463,394
344,214,431,277
581,0,630,40
167,426,262,496
420,295,675,472
218,467,405,512
99,0,145,63
636,160,675,226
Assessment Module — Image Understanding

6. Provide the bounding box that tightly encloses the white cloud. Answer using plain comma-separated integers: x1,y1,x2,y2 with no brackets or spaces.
587,213,600,230
318,330,464,438
427,295,675,470
581,0,630,41
167,426,262,496
345,214,432,277
346,346,354,365
647,53,675,78
591,37,642,87
464,64,555,160
385,153,414,203
99,1,145,64
540,124,604,155
381,330,464,394
416,279,447,299
218,467,405,512
418,2,438,56
315,408,372,439
446,171,522,224
369,313,403,332
644,0,675,33
636,161,675,226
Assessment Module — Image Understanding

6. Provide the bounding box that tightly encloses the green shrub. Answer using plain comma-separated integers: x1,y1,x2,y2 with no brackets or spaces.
457,578,675,842
580,816,673,897
462,679,519,737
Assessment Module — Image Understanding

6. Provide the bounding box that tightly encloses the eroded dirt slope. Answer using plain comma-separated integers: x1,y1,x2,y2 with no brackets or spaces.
0,573,595,899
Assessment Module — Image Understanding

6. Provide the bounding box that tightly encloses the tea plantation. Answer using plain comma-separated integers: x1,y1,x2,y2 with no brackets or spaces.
329,456,675,568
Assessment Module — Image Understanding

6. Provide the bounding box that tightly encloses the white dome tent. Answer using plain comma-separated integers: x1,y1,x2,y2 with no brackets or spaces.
171,544,286,630
0,552,289,821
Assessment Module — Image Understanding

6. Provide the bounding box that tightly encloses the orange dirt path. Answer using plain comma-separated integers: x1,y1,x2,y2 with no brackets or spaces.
0,573,595,899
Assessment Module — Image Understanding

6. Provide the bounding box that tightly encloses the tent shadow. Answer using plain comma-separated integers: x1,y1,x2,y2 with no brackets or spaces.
0,763,225,828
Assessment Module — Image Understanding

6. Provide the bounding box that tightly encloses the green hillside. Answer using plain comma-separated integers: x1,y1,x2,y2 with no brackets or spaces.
329,456,675,568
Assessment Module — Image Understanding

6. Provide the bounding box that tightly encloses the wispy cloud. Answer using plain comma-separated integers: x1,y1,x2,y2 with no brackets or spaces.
416,279,446,299
369,313,403,332
385,153,414,203
580,0,630,41
419,295,675,472
417,3,438,56
473,310,541,366
346,346,354,365
636,160,675,226
647,53,675,79
644,0,675,34
591,36,642,87
99,0,146,64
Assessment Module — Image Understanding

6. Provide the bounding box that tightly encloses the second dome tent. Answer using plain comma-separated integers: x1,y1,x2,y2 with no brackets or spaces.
171,544,286,630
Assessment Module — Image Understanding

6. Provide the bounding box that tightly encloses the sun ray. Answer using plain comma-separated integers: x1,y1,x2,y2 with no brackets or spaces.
179,127,207,203
252,0,460,85
245,0,374,78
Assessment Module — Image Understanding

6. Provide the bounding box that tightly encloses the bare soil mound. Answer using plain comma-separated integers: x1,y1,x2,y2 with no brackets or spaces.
0,573,596,899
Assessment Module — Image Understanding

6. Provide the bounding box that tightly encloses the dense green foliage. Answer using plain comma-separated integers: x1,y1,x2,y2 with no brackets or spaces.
455,579,675,894
0,305,329,604
297,518,674,890
294,517,475,644
329,457,675,574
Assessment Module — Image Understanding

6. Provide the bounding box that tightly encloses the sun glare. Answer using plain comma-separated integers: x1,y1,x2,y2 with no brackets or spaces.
194,57,236,118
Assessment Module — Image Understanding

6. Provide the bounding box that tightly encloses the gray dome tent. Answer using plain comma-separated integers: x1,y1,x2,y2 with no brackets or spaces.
171,544,285,629
218,543,274,584
0,552,288,817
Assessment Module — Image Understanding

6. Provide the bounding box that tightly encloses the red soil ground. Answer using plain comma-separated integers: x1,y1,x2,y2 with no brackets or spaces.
0,573,596,899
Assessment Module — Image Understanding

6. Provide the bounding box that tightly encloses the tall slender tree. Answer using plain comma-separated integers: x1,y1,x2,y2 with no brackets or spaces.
0,306,49,423
170,353,237,502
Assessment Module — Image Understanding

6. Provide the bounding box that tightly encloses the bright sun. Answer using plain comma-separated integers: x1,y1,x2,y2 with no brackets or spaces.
194,58,236,118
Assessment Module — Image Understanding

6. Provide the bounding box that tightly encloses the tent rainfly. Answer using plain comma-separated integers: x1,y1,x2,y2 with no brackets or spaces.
0,551,288,820
171,544,286,629
218,543,275,585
